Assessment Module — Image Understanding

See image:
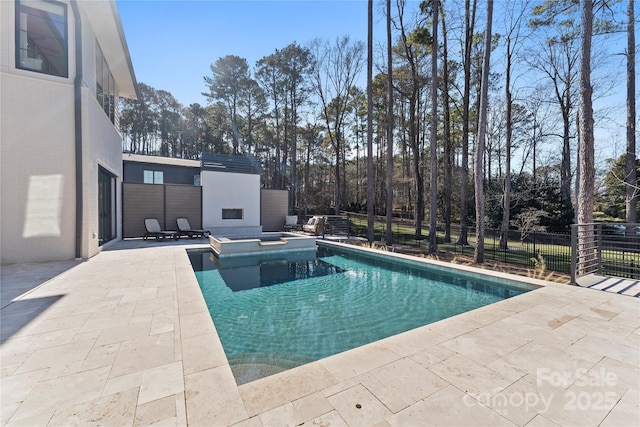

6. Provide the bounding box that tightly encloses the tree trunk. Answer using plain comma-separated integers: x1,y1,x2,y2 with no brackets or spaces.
500,38,513,250
456,0,476,246
367,0,375,244
429,0,439,254
626,0,637,224
474,0,493,264
577,0,594,270
441,7,452,243
385,0,394,246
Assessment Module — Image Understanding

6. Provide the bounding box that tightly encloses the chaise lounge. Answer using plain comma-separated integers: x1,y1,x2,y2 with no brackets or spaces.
176,217,210,239
143,218,178,240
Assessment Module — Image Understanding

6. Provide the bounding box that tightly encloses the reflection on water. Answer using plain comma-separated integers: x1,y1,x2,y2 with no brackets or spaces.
187,249,343,292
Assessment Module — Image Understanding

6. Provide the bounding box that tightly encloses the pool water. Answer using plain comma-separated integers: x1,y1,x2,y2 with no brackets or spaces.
188,245,533,385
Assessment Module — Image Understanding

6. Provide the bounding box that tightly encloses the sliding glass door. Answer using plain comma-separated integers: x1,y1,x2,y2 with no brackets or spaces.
98,167,116,245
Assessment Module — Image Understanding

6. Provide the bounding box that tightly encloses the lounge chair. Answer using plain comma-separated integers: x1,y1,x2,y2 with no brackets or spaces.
143,218,178,240
176,217,210,239
302,216,326,236
284,215,299,231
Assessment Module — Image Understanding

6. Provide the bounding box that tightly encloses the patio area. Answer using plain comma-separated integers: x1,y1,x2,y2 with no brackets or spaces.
1,239,638,426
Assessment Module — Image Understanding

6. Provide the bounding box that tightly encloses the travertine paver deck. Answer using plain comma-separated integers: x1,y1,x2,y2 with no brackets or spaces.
1,239,639,426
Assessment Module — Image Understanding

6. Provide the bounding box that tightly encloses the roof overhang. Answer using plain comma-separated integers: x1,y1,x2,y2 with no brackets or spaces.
123,153,201,168
79,0,139,100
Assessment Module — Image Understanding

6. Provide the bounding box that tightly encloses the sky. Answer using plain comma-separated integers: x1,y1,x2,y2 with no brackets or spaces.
117,0,634,164
117,0,396,107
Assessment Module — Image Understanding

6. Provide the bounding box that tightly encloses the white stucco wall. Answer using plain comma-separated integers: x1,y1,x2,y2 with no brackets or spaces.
0,73,77,263
82,88,124,259
201,171,261,230
0,0,126,263
80,18,123,259
1,1,78,263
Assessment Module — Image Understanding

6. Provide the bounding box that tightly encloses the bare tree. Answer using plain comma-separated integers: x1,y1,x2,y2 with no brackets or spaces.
499,0,531,250
396,0,426,240
429,0,439,254
456,0,477,246
527,3,582,229
474,0,493,264
367,0,375,244
311,36,365,213
440,3,453,243
385,0,394,246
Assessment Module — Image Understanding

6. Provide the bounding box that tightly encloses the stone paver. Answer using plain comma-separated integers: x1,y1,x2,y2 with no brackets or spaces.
1,239,638,426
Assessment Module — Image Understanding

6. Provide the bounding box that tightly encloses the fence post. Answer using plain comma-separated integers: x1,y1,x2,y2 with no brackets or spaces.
570,224,577,285
596,223,602,275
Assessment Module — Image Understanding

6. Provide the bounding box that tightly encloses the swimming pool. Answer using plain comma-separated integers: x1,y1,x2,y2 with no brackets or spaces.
187,242,538,385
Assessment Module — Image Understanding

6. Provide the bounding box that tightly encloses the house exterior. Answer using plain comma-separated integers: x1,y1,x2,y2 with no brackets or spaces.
121,153,288,237
1,0,138,264
201,153,262,236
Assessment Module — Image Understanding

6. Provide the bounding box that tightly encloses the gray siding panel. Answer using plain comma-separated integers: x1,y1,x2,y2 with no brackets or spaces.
122,183,202,238
260,189,288,232
123,183,165,238
166,185,202,230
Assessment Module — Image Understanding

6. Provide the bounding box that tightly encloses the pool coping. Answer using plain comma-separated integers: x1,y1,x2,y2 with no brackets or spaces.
1,239,638,426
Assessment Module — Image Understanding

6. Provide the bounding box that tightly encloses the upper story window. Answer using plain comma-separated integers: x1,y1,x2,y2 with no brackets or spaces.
143,170,163,184
15,0,68,77
96,42,118,125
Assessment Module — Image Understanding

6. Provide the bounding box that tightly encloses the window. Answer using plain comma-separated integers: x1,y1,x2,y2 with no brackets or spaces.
16,0,68,77
143,170,163,184
193,174,201,186
222,209,243,220
95,42,118,125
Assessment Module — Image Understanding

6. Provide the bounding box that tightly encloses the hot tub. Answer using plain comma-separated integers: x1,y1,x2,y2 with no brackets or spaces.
209,232,317,257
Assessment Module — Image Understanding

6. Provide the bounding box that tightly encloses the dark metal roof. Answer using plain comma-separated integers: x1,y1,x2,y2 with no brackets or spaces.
200,153,261,175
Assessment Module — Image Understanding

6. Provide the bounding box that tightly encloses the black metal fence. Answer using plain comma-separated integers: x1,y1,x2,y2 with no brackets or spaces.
344,212,572,274
571,223,640,283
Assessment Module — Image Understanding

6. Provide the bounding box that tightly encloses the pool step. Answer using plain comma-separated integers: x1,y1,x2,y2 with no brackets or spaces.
259,240,287,246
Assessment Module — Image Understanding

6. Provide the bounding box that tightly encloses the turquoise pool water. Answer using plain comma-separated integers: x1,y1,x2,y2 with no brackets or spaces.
188,244,534,384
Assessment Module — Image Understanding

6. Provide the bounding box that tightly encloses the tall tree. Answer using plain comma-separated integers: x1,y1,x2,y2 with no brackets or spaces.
281,43,313,212
577,0,595,273
386,0,394,246
367,0,375,244
626,0,637,223
456,0,477,246
528,2,581,230
429,0,439,254
311,36,365,213
499,0,530,250
120,82,157,155
156,90,183,157
440,2,453,243
203,55,252,154
396,0,426,240
474,0,493,263
238,78,267,155
256,50,287,188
